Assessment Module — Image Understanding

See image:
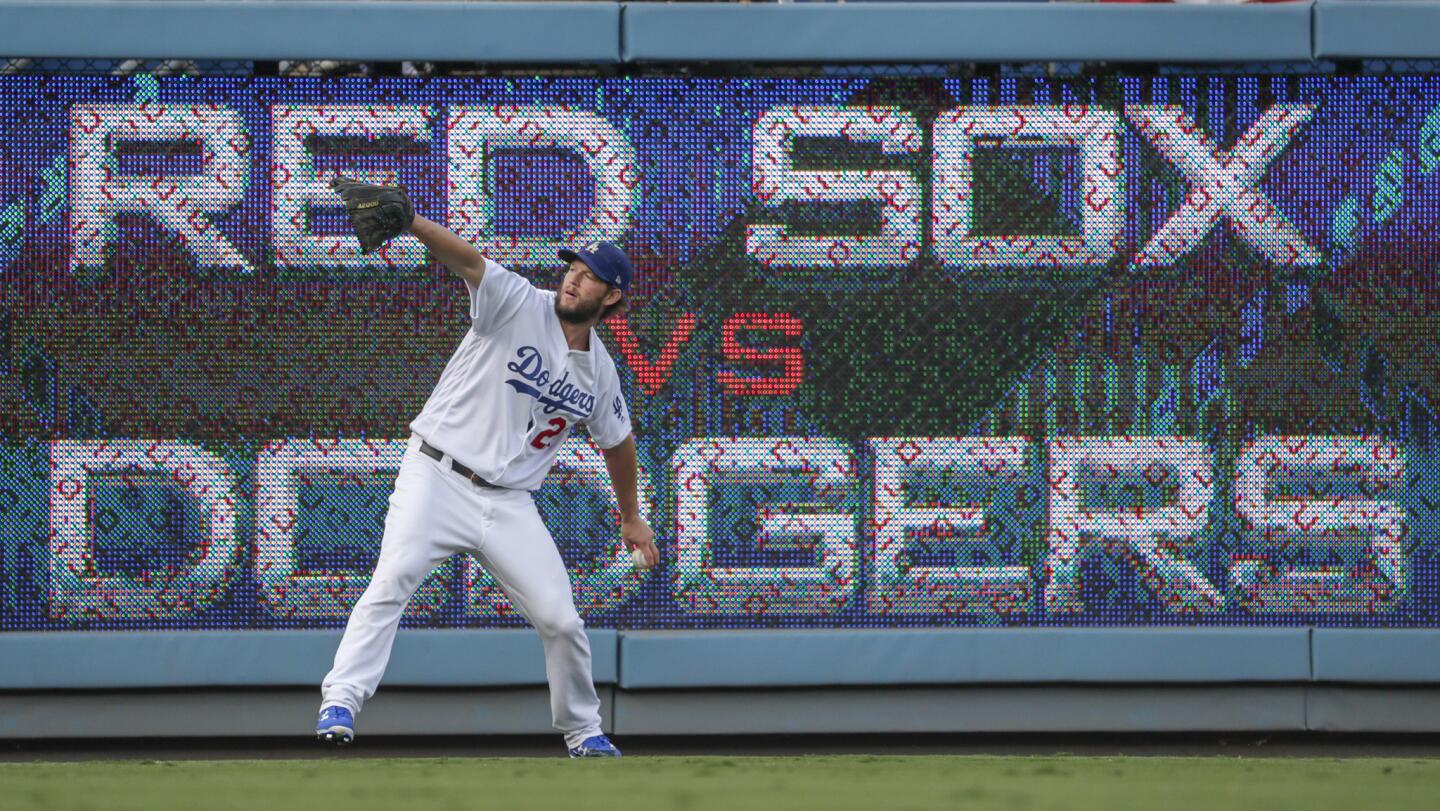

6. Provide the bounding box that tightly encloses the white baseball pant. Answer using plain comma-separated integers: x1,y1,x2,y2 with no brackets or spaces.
320,434,603,748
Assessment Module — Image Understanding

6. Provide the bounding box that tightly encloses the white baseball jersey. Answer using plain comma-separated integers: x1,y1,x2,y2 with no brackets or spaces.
408,259,632,490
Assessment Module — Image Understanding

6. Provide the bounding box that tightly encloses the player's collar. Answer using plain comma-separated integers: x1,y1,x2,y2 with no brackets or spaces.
549,301,596,356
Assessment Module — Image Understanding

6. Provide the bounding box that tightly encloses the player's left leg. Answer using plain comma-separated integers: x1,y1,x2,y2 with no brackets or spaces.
471,489,609,754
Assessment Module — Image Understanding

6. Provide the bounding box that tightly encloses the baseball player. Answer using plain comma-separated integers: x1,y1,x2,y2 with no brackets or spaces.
314,179,658,758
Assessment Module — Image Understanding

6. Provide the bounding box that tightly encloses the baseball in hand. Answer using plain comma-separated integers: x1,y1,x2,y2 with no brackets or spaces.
631,547,648,567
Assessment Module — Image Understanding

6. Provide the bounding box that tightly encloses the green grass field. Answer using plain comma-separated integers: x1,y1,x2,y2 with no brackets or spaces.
4,755,1438,811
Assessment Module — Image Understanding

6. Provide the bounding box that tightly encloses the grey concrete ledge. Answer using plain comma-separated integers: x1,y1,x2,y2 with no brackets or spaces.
0,687,612,738
613,686,1308,734
1307,686,1440,732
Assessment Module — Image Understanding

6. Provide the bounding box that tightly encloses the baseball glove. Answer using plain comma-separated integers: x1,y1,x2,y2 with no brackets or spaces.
330,176,415,255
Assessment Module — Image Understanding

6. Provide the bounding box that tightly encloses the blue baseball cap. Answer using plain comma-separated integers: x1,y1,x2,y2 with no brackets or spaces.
558,241,633,293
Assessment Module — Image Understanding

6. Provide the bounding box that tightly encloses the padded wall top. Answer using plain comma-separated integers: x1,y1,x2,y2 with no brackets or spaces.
0,1,623,62
623,3,1314,63
1,629,620,688
0,1,1338,63
617,629,1314,688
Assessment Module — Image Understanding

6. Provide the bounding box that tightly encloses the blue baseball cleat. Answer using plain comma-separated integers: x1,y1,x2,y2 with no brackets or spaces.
316,705,355,746
567,734,622,758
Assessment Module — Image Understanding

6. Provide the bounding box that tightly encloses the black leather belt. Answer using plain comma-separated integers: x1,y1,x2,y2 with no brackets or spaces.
418,439,503,489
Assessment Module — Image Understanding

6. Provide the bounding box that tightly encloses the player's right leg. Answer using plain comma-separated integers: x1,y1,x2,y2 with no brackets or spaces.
471,491,612,756
317,434,475,744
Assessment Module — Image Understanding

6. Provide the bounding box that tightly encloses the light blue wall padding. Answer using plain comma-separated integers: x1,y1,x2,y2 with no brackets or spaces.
9,0,1440,65
617,629,1313,689
1311,630,1440,683
0,0,1323,65
0,1,622,62
1314,0,1440,60
0,629,618,688
11,628,1440,691
6,0,1435,65
622,3,1314,64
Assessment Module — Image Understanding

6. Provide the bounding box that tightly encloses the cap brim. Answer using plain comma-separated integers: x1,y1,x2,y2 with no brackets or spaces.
558,248,584,264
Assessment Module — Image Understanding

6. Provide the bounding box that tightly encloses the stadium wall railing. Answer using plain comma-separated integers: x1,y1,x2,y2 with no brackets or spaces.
4,0,1440,738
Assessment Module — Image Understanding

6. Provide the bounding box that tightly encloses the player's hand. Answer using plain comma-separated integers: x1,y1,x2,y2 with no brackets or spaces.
330,176,414,254
622,514,659,569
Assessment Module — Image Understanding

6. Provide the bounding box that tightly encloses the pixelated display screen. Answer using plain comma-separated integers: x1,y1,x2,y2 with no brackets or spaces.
1,74,1438,630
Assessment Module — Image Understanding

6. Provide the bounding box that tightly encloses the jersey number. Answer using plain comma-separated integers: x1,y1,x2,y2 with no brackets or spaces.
530,417,568,449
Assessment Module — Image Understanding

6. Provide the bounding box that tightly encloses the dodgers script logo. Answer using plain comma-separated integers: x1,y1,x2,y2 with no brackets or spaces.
505,346,596,418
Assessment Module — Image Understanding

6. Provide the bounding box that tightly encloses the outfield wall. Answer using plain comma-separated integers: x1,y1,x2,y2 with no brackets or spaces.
4,0,1440,736
4,628,1440,736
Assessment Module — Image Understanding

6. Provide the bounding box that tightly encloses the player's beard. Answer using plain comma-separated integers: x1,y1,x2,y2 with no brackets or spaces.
554,291,604,325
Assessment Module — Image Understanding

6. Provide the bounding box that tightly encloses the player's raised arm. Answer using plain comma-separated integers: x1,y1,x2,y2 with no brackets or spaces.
329,177,485,289
408,214,486,289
